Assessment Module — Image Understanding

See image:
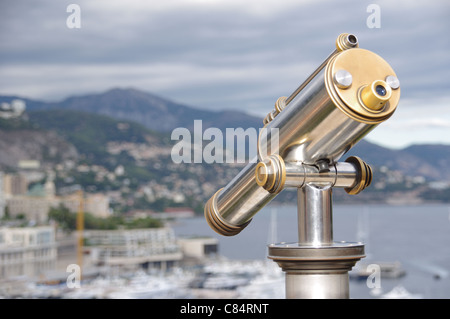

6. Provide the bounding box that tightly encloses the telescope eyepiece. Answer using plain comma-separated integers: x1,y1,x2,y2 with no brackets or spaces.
360,79,392,111
376,85,387,96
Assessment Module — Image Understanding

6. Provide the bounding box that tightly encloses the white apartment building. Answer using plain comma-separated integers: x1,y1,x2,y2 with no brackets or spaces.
0,226,57,279
85,227,182,270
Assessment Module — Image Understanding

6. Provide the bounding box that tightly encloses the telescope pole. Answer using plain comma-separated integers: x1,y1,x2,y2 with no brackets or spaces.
297,183,333,246
269,182,365,299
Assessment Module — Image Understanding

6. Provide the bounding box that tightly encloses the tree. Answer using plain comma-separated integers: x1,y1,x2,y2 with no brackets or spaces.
48,204,163,231
48,204,76,233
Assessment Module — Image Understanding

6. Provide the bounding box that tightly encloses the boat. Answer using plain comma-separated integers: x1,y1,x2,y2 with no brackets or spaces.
202,274,250,290
379,285,423,299
350,261,406,280
236,268,284,298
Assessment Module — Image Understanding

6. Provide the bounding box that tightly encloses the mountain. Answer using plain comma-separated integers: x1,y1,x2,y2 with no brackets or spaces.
1,88,261,132
347,141,450,181
27,109,169,169
0,117,79,169
1,88,450,181
0,109,166,172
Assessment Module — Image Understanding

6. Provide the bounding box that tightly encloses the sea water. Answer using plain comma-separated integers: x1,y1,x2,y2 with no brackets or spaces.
172,203,450,299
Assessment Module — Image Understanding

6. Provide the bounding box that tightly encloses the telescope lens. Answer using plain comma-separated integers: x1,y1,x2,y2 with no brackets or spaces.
375,85,387,96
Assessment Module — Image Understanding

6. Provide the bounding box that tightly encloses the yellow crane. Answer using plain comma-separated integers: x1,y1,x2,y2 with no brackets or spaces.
76,189,84,280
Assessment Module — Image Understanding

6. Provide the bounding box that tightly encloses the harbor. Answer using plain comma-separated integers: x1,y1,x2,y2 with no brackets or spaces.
0,258,284,299
0,256,427,300
1,203,449,299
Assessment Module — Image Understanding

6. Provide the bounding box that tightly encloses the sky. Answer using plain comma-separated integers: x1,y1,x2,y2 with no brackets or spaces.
0,0,449,149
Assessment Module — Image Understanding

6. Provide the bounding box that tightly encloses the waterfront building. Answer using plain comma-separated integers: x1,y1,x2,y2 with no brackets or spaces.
0,226,57,279
178,237,218,260
85,227,182,271
162,207,195,218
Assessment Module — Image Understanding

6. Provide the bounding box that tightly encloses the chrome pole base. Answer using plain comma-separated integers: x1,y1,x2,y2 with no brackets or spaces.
268,242,365,299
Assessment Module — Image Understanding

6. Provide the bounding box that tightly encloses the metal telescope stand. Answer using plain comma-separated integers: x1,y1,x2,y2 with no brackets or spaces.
267,162,367,299
204,33,400,299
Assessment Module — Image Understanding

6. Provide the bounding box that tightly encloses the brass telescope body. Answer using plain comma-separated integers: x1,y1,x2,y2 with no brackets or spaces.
205,33,400,237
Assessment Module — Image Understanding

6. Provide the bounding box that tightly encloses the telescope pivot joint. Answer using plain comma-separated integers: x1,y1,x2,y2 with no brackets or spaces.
255,156,372,195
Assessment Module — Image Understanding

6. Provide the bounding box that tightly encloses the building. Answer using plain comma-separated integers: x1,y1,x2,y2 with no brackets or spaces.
146,207,196,220
178,237,218,260
3,173,28,197
0,99,26,119
162,207,195,218
6,196,53,224
60,192,111,218
5,176,111,223
0,226,57,279
0,173,5,219
85,227,182,271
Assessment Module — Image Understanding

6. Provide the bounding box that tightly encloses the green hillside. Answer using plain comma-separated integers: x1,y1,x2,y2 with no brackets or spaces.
28,109,170,168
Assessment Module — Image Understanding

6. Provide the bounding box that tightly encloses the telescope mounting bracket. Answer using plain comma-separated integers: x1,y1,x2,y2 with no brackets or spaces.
260,155,371,298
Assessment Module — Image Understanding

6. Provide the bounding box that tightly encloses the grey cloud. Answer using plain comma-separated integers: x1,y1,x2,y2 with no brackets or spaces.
0,0,449,118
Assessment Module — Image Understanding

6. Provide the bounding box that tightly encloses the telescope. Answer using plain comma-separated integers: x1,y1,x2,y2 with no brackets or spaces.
205,33,400,298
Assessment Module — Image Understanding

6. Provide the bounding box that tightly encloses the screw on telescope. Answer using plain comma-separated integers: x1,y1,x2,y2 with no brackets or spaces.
334,70,353,89
316,160,330,173
385,75,400,90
